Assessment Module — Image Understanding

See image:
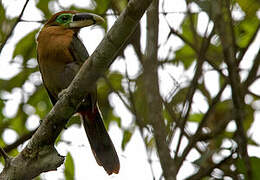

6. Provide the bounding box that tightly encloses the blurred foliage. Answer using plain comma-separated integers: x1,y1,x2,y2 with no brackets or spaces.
0,0,259,179
236,157,260,179
64,152,75,180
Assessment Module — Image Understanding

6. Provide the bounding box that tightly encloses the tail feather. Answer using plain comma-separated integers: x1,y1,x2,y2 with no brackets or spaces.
79,106,120,175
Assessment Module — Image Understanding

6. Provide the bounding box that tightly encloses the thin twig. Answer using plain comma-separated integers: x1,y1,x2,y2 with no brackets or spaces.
175,82,227,171
248,90,260,99
17,10,202,25
164,16,229,82
102,75,133,112
215,0,252,178
0,0,30,54
125,69,156,179
20,19,46,23
3,129,36,154
0,147,10,164
243,48,260,89
185,150,235,180
185,0,198,44
175,23,215,156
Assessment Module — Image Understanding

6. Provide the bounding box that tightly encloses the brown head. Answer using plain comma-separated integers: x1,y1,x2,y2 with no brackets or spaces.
44,10,104,32
36,10,104,85
37,10,104,62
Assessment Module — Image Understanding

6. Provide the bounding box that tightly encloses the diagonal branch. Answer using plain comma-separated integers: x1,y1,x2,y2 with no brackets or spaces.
0,0,30,54
175,23,215,156
0,0,153,179
0,147,10,166
185,151,234,180
243,48,260,89
175,82,227,171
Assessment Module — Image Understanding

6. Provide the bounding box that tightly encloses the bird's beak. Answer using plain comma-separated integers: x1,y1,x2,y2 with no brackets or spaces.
69,13,105,28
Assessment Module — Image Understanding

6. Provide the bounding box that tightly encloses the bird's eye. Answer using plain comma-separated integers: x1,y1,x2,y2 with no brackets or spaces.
56,13,72,25
62,16,69,21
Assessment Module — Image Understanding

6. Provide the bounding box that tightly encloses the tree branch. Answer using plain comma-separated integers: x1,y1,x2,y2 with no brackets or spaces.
185,151,234,180
0,147,10,166
214,0,252,178
3,129,36,154
175,82,226,171
243,48,260,89
0,0,153,179
0,0,30,54
143,0,176,179
175,23,215,157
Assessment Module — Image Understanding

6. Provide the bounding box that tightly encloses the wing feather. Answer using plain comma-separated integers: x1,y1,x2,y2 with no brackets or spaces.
69,35,89,64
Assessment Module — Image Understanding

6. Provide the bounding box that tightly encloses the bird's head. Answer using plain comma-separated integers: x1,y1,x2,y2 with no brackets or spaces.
45,11,104,29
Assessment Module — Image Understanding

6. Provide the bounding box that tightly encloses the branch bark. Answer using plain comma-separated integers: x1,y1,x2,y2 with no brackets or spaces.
143,0,176,179
214,0,252,179
0,0,153,179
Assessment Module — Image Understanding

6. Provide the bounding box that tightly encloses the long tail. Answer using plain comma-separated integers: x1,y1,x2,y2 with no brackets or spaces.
79,105,120,175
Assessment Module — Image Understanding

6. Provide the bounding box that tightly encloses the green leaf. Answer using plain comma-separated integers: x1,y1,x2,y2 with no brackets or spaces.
97,73,122,128
121,129,133,150
236,157,260,179
0,99,6,121
27,86,52,119
181,13,198,42
235,0,260,17
0,67,37,92
0,1,6,25
36,0,53,18
133,75,149,125
66,115,81,128
144,136,155,152
169,87,189,106
64,152,75,180
103,109,121,129
247,136,259,146
111,0,128,12
108,72,124,92
188,113,203,123
13,29,39,64
163,107,176,131
9,106,29,135
198,81,211,103
33,176,42,180
94,0,111,14
173,45,196,69
235,16,260,48
243,104,254,131
206,44,224,66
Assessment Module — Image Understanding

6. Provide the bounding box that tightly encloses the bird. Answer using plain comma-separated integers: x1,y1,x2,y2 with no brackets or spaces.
36,11,120,175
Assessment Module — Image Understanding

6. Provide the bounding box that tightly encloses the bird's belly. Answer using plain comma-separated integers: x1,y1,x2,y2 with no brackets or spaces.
41,63,79,99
